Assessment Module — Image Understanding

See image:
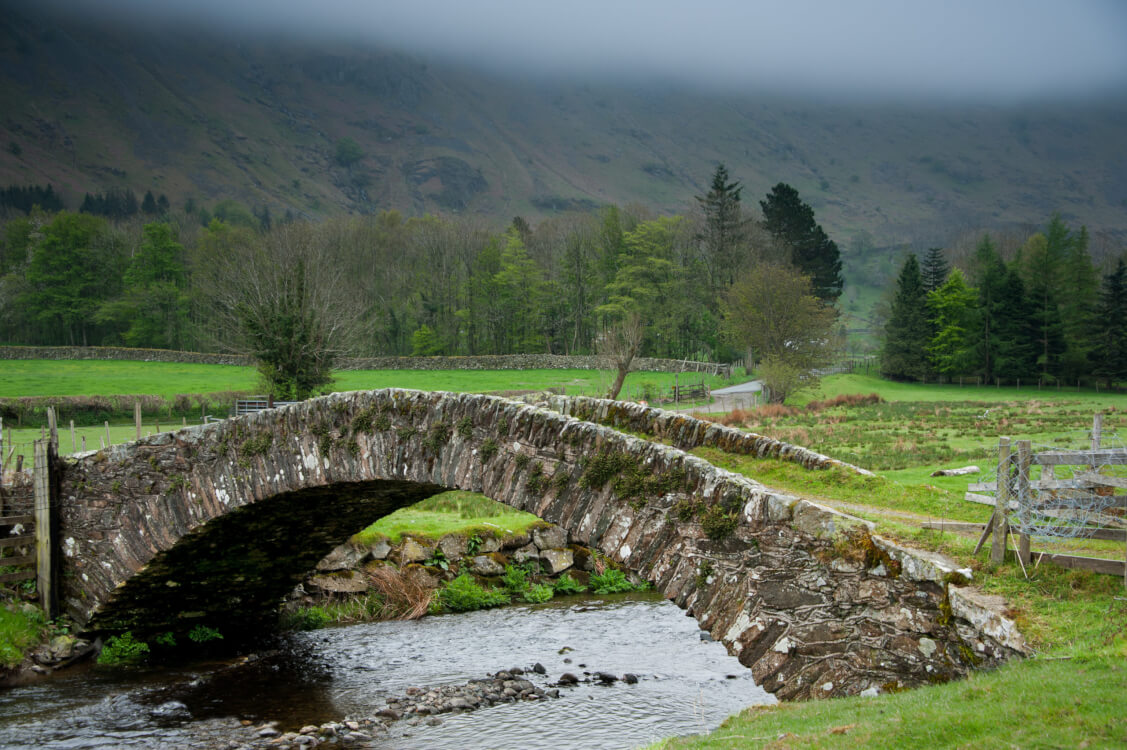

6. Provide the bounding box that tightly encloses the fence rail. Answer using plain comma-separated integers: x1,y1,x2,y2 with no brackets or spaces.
968,414,1126,586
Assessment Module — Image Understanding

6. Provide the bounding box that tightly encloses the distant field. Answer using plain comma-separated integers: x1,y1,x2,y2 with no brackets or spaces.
0,359,730,400
798,372,1127,406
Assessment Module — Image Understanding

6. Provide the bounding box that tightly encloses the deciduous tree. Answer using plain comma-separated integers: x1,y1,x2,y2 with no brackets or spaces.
723,263,836,403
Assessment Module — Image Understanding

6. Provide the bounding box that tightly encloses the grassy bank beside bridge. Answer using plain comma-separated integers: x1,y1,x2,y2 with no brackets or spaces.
643,375,1127,748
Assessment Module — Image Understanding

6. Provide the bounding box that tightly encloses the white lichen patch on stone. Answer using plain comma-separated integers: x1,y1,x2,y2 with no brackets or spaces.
918,637,937,657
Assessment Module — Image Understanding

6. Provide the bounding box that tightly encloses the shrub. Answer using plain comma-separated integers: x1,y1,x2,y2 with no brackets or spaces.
701,504,738,541
152,631,177,647
97,631,150,665
502,563,530,593
188,624,223,643
280,607,332,631
552,573,587,595
435,574,510,613
590,568,635,595
523,584,554,603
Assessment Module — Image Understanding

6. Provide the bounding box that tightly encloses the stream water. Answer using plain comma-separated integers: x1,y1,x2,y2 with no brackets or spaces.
0,593,772,749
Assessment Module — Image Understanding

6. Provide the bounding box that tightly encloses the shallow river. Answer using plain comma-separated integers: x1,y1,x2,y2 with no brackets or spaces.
0,593,772,749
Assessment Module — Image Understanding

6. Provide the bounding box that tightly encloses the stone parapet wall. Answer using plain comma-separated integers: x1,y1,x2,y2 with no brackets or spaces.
0,346,728,375
543,395,874,475
58,388,1024,700
0,346,254,366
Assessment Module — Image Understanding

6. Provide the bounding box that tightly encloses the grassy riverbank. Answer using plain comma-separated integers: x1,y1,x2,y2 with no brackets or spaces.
652,377,1127,748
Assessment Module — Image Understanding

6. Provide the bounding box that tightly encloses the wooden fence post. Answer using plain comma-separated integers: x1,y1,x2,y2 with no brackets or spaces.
1016,440,1032,565
134,401,142,441
34,439,57,619
104,421,111,448
991,437,1011,564
70,420,76,453
47,407,58,448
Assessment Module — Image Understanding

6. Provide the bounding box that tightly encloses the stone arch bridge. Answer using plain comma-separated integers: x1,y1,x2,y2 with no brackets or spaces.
54,389,1025,700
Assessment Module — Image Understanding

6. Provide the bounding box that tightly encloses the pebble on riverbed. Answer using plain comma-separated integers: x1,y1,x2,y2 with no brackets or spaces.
220,666,565,748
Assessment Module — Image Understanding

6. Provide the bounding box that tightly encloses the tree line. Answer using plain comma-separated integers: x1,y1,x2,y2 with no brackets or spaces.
0,166,845,398
882,215,1127,387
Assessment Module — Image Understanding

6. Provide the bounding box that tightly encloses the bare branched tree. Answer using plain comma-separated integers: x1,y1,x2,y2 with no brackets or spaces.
198,222,362,399
598,311,644,400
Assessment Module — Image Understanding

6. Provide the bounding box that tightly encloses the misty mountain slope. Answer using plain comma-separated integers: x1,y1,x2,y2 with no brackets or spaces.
1,6,1126,248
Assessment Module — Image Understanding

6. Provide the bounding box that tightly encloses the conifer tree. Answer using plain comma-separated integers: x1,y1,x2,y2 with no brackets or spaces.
1090,258,1127,388
920,247,949,292
926,268,977,377
881,253,930,381
695,163,745,293
759,183,843,302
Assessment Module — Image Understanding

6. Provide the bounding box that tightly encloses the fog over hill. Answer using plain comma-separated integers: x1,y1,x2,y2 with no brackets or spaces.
1,1,1126,249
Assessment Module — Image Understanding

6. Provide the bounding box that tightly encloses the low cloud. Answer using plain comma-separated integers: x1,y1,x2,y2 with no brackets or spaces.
37,0,1127,100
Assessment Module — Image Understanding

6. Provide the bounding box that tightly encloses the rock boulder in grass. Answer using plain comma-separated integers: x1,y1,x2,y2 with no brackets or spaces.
532,525,567,551
539,548,574,575
395,538,434,565
316,542,370,571
469,554,506,576
438,534,469,561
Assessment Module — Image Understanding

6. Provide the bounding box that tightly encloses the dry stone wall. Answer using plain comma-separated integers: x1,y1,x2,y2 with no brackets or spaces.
0,346,726,375
543,395,874,475
56,389,1025,700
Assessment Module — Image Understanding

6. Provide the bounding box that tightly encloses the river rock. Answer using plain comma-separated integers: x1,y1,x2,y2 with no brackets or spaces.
558,672,579,685
500,532,531,550
470,554,505,576
438,534,469,560
532,525,567,550
539,548,574,574
477,535,503,553
512,542,539,564
306,570,368,594
571,546,596,571
48,634,77,660
316,543,369,571
395,538,434,564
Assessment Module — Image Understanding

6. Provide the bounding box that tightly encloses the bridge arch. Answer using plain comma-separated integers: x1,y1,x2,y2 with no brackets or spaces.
57,389,1024,699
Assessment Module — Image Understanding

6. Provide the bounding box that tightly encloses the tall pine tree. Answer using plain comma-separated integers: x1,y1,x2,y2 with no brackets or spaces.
920,247,949,292
1089,259,1127,388
759,183,843,302
881,254,930,381
695,163,745,294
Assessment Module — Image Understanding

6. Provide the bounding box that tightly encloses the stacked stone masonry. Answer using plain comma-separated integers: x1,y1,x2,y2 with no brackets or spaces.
542,395,874,476
55,389,1026,701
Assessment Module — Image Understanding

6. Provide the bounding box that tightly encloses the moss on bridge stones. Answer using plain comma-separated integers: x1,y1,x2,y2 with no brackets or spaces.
56,388,1027,701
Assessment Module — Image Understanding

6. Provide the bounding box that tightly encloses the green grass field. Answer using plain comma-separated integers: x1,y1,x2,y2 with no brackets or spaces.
4,360,1127,746
0,359,730,400
652,374,1127,748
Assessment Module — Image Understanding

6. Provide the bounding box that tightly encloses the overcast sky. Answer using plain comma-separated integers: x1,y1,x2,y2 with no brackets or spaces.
46,0,1127,100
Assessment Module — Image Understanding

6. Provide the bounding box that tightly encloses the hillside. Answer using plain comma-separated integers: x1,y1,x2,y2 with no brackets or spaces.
2,5,1126,251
